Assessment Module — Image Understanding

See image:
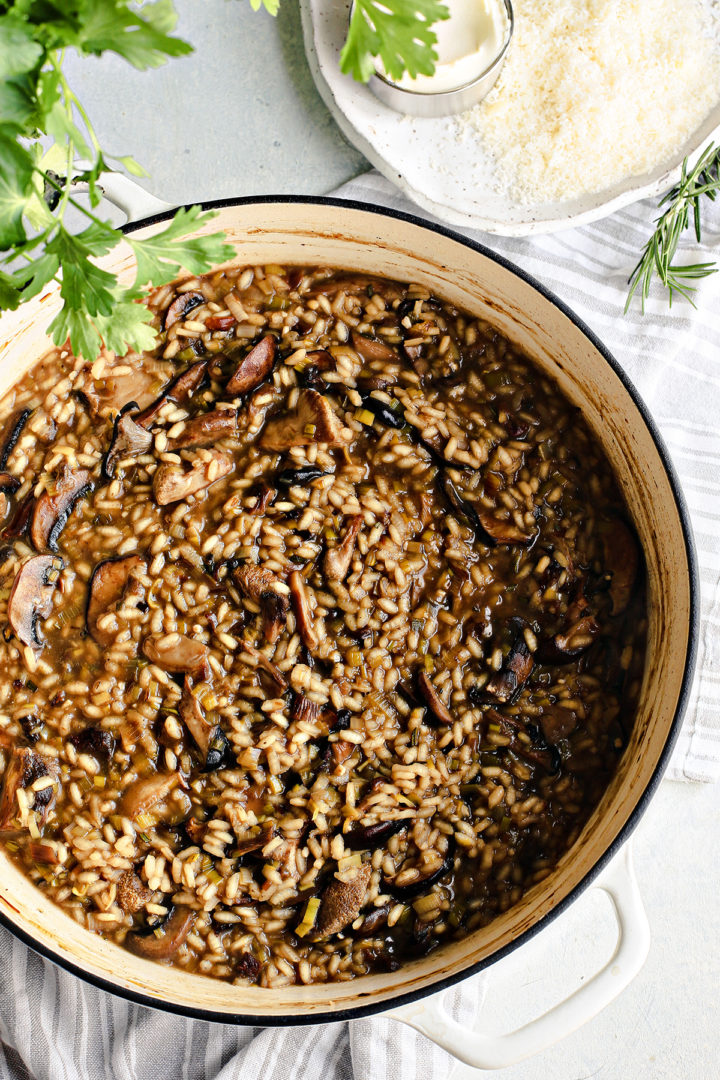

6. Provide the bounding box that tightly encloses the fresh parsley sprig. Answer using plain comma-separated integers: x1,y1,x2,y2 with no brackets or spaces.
340,0,450,83
626,143,720,313
0,0,234,361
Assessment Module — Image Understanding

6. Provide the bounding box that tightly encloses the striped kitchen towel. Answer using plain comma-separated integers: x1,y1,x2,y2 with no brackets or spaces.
0,174,718,1080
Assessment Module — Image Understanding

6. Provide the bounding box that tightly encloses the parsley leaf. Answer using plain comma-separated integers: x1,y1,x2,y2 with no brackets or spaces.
340,0,450,83
126,206,235,285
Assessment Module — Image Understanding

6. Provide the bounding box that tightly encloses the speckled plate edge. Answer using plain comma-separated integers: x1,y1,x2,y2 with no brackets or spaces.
300,0,720,236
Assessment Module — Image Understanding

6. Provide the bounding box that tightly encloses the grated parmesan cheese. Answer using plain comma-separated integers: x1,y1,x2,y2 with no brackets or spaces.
459,0,720,204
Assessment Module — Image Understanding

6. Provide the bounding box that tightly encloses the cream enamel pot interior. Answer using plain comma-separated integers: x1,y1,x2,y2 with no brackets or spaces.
0,194,697,1061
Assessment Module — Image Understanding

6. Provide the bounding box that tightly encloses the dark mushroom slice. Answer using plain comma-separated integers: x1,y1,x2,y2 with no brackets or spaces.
538,704,578,744
416,671,455,725
233,821,276,856
602,519,640,616
289,570,318,650
30,467,92,552
439,474,497,547
0,491,34,542
0,746,59,830
233,565,289,645
357,391,405,429
247,480,276,515
117,870,153,914
153,450,233,506
316,862,372,937
276,465,330,488
165,408,238,452
69,727,116,761
102,406,153,480
8,554,64,649
535,614,600,665
237,639,287,692
82,367,162,417
482,627,534,704
164,291,205,329
134,359,208,429
487,709,560,774
143,633,210,675
324,514,363,583
382,839,456,899
290,693,321,724
226,334,277,396
126,904,195,961
260,389,351,451
0,408,31,469
87,555,147,646
351,331,400,363
0,474,20,496
119,771,182,820
344,819,409,851
179,679,233,771
353,904,392,937
477,508,536,545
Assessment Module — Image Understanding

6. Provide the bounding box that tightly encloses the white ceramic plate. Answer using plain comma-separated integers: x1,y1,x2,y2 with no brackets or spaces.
301,0,720,236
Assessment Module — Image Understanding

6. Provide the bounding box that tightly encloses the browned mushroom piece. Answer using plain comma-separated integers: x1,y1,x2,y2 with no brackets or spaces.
248,480,276,516
290,693,321,724
0,473,20,496
134,359,208,429
484,632,534,703
0,408,31,470
31,467,92,552
117,869,153,914
260,390,351,451
8,554,63,649
164,291,205,329
0,746,59,830
288,570,318,650
87,555,146,646
602,519,639,616
350,330,400,363
226,334,277,396
0,491,34,543
323,514,363,583
233,565,289,645
477,509,535,545
316,862,372,937
143,634,209,675
417,671,455,725
382,839,456,899
103,410,153,479
125,904,195,961
231,821,276,855
118,771,182,820
237,639,288,692
179,678,217,758
539,705,578,744
535,614,599,665
165,408,238,452
344,819,409,851
153,450,233,506
83,368,162,417
486,443,526,482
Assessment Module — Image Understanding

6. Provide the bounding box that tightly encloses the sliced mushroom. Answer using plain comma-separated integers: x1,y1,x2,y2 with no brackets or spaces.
102,408,153,480
233,565,289,645
247,480,276,516
316,862,372,937
0,746,58,830
234,953,262,981
260,390,351,451
8,554,63,649
69,727,116,762
290,693,322,724
486,442,526,481
117,869,153,914
0,408,31,469
276,466,330,488
602,520,639,616
487,709,560,773
31,467,92,552
417,671,455,725
324,514,363,583
483,631,534,704
134,359,208,429
0,492,34,542
476,509,535,545
357,391,405,429
237,639,287,692
535,614,599,665
119,771,181,820
83,368,162,417
351,330,399,363
153,450,233,506
226,334,277,395
164,291,205,329
165,408,237,452
382,839,455,899
289,570,318,650
344,819,408,851
179,679,214,756
142,634,209,675
87,555,146,646
126,904,195,960
0,473,20,495
232,820,275,855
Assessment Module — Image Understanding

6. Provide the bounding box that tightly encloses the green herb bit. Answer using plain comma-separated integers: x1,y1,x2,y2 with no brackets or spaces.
626,143,720,313
340,0,450,83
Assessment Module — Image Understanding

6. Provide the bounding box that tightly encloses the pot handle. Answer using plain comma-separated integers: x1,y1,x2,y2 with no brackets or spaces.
384,845,650,1070
70,170,174,223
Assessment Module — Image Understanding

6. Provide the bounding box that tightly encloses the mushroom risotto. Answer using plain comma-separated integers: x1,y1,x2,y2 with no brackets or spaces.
0,264,645,986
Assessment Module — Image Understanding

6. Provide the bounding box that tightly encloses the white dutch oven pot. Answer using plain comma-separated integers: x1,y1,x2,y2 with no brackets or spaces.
0,178,698,1069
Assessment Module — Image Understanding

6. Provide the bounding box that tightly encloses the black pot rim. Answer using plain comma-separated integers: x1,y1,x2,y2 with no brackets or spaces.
0,195,699,1028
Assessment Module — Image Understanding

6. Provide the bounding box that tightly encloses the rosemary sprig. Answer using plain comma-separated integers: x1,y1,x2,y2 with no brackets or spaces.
626,143,720,313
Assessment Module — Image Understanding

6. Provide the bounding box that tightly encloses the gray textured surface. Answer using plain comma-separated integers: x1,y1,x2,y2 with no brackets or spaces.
62,0,368,205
